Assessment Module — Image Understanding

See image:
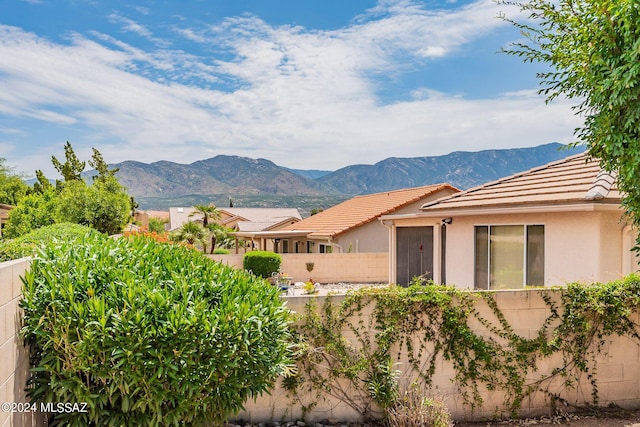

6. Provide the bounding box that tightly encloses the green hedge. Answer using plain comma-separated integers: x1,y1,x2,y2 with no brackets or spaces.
0,222,100,262
21,233,292,426
243,251,282,278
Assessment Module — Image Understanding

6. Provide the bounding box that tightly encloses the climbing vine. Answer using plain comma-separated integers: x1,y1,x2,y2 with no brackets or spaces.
285,275,640,421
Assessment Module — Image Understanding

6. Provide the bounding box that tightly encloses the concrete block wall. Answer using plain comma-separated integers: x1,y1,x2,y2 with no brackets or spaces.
238,289,640,423
209,252,389,283
0,258,45,427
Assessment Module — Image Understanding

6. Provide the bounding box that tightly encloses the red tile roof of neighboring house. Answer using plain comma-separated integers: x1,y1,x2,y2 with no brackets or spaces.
282,184,457,238
420,153,620,212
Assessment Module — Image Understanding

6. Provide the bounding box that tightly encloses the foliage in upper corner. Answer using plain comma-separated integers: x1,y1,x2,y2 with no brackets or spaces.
4,142,132,238
20,232,293,427
500,0,640,244
0,223,99,262
0,157,29,206
287,277,640,421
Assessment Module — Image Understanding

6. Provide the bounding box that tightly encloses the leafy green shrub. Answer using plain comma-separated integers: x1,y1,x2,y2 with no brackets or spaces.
21,233,292,426
0,223,99,262
213,248,230,254
243,250,282,278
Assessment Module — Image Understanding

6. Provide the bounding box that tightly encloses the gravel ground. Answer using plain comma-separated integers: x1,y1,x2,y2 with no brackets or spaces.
227,410,640,427
285,282,389,296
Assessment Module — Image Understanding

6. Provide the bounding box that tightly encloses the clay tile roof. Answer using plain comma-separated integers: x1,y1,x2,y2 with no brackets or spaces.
282,184,457,238
420,152,620,212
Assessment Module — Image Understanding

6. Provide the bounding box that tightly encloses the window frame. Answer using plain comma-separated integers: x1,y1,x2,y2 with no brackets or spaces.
474,224,545,290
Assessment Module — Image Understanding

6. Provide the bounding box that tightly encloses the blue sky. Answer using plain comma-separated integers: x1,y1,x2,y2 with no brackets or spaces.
0,0,582,178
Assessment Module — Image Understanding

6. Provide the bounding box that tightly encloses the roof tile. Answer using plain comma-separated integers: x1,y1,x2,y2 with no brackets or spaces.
283,184,457,238
420,153,619,212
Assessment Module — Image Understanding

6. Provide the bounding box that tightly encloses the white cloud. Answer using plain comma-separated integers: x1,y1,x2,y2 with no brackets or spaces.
0,0,580,177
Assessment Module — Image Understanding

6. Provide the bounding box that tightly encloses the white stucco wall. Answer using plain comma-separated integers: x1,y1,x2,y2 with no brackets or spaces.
332,189,458,254
389,208,637,288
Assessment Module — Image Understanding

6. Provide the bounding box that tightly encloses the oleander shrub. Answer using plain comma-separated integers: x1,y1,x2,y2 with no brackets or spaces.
20,232,292,427
243,250,282,278
0,222,100,262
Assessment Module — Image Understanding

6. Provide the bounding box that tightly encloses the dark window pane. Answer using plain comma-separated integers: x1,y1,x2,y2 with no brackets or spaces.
475,226,489,290
526,225,545,286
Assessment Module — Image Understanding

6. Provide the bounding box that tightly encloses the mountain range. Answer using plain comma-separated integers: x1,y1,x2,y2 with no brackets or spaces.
113,143,585,211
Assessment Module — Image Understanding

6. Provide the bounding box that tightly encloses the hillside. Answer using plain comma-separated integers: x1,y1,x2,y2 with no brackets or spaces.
321,143,584,194
114,143,585,210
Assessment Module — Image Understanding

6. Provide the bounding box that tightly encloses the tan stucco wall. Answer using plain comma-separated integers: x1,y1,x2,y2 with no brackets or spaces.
389,209,636,288
210,252,389,283
0,258,45,427
237,290,640,423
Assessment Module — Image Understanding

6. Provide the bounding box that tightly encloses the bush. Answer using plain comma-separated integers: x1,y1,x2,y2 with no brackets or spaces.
386,387,452,427
213,248,230,254
243,250,282,278
21,233,292,426
0,223,99,262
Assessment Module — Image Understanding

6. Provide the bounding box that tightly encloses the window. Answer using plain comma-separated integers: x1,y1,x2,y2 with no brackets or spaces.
474,225,544,290
319,244,333,254
282,239,289,253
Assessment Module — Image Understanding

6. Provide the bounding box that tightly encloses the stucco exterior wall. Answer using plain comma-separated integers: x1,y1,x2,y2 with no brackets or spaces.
388,209,636,288
320,189,458,254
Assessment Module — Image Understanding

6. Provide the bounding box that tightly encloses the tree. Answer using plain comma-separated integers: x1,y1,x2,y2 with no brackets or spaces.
56,177,131,236
0,158,28,206
51,141,86,186
3,191,58,238
171,221,208,249
32,170,53,194
88,147,119,183
502,0,640,240
8,143,132,237
206,223,234,254
190,204,220,227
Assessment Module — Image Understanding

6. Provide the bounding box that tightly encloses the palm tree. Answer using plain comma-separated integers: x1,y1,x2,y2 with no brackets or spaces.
172,221,207,250
190,204,220,228
206,223,234,254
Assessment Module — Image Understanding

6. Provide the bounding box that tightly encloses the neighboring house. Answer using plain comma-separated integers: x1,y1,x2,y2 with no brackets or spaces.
134,210,170,230
169,206,302,251
382,153,639,287
234,184,459,254
0,204,13,238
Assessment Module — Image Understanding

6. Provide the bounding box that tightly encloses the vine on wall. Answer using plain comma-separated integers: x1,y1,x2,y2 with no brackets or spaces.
285,275,640,421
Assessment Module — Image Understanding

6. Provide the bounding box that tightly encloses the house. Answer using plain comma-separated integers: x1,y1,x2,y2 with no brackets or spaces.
0,204,13,238
233,184,459,254
169,206,302,251
381,153,639,287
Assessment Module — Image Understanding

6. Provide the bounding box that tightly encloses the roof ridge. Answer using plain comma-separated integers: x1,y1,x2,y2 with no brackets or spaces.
350,183,450,199
585,169,617,200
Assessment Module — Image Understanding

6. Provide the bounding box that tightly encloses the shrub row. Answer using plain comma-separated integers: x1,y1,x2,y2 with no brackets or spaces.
0,222,101,262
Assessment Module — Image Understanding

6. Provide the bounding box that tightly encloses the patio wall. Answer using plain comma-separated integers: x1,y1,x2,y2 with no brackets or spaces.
209,252,389,283
236,290,640,423
0,258,45,427
4,259,640,425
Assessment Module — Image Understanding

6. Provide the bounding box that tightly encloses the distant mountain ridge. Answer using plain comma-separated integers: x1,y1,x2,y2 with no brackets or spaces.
112,143,585,208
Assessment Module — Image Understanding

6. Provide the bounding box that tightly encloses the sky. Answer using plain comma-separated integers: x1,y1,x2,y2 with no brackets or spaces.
0,0,582,178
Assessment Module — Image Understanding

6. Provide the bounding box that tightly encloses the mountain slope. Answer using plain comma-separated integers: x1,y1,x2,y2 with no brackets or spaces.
320,143,584,194
114,155,338,198
113,143,586,204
